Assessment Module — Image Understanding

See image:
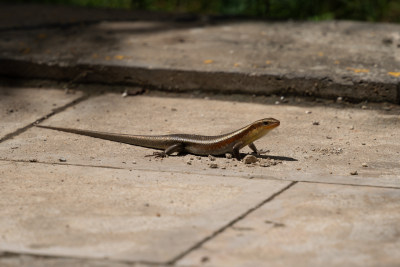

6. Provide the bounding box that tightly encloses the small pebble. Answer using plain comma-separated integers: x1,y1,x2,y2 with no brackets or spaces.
362,163,368,167
208,155,216,161
361,105,367,109
350,126,354,130
336,96,343,102
225,153,232,159
196,156,202,160
243,155,258,164
305,110,312,114
201,256,210,263
171,108,177,111
209,163,218,168
132,161,136,164
326,136,332,139
362,143,366,145
350,171,358,175
275,101,280,105
186,160,192,165
59,157,67,162
312,121,320,126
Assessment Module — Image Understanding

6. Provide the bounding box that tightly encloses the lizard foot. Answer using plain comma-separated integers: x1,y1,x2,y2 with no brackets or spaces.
256,149,270,155
145,151,167,158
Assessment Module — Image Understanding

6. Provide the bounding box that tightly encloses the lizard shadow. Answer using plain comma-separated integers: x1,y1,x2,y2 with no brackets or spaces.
173,152,297,161
249,153,298,161
252,153,298,161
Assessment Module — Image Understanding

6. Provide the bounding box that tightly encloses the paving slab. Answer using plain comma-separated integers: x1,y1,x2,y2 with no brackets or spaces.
0,86,83,141
0,4,399,103
177,182,400,267
0,161,290,263
0,92,398,188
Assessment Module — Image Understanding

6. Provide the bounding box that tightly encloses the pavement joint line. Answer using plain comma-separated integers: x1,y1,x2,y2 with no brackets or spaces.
0,158,126,170
0,250,167,266
296,179,400,190
166,181,298,265
1,158,399,190
0,94,91,144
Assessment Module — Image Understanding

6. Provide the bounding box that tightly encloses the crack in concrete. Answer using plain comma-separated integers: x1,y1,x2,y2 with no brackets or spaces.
166,181,298,265
0,94,91,144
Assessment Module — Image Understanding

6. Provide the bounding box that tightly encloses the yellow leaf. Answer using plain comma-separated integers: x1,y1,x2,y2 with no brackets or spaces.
388,72,400,77
114,55,124,60
203,59,213,64
346,67,369,73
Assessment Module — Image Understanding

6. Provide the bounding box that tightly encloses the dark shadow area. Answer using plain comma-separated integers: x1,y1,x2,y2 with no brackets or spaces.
0,3,399,105
251,154,298,162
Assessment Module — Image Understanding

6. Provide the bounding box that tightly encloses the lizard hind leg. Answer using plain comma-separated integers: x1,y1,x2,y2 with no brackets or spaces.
232,141,243,160
146,143,185,158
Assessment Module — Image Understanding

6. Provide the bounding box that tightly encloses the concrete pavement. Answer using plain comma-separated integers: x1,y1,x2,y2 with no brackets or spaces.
0,3,400,266
0,85,399,266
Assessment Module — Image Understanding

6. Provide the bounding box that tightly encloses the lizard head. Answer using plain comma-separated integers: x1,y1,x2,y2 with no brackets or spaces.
259,118,280,130
242,118,280,146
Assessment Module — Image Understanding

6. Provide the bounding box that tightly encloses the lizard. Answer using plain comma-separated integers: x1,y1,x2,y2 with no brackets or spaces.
36,118,280,160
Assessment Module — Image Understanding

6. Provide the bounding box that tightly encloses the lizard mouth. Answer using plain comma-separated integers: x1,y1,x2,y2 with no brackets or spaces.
266,119,280,129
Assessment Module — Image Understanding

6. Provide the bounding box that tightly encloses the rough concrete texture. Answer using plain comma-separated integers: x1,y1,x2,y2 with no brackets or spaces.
178,182,400,267
1,92,399,188
0,4,400,103
0,87,83,141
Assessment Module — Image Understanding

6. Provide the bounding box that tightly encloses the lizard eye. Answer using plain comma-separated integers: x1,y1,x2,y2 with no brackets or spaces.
263,121,269,125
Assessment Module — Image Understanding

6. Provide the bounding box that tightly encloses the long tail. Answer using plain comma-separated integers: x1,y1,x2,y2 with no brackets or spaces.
35,125,168,150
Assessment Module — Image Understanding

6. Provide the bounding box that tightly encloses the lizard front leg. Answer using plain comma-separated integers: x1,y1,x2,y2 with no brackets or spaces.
248,142,259,154
249,142,268,155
